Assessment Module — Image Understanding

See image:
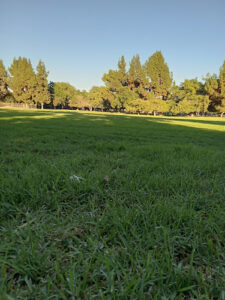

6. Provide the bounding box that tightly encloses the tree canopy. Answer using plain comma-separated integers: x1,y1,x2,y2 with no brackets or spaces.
35,60,50,109
8,57,36,105
1,53,225,115
145,51,172,98
0,60,8,101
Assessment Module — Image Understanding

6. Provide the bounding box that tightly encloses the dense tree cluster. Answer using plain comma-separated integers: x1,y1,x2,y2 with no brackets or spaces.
1,52,225,115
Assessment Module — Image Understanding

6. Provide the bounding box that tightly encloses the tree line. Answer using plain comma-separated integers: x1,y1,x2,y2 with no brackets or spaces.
0,52,225,116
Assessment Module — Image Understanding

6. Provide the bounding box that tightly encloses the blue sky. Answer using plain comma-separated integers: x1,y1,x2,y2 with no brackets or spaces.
1,0,225,91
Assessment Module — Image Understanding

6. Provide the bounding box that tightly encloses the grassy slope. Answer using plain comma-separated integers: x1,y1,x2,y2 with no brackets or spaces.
0,109,225,299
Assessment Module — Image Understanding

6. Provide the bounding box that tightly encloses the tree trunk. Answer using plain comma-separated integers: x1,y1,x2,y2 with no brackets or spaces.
153,110,156,116
221,112,224,117
41,103,44,110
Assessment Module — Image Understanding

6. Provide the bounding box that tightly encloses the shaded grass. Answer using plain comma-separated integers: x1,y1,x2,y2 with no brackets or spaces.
0,109,225,299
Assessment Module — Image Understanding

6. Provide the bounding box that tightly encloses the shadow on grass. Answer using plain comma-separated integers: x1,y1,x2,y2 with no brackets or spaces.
0,109,225,153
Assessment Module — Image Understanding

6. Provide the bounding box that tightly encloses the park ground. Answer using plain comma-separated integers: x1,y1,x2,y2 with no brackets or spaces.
0,108,225,299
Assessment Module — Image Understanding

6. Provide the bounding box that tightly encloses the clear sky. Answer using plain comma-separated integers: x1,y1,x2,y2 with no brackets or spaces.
1,0,225,91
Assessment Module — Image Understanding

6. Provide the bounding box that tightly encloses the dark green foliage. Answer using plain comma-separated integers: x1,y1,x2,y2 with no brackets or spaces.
102,56,127,93
0,60,9,101
182,78,204,96
48,81,55,105
172,95,210,114
217,62,225,115
204,74,219,98
117,55,127,86
102,69,122,92
88,86,114,109
8,57,36,104
219,61,225,96
145,51,172,99
0,109,225,298
114,87,138,110
53,82,76,108
35,61,50,109
128,55,149,98
2,54,225,114
203,73,220,111
102,53,171,113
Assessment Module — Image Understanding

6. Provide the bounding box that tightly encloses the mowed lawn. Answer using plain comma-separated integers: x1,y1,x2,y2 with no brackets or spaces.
0,108,225,299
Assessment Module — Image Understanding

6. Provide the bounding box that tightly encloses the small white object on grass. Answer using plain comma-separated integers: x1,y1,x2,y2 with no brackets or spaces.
69,175,84,182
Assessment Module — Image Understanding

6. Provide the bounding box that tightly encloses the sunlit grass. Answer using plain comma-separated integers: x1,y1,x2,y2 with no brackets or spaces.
153,118,225,132
0,108,225,299
1,108,225,131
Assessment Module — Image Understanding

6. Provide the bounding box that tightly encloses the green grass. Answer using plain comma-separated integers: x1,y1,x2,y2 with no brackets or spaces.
0,108,225,299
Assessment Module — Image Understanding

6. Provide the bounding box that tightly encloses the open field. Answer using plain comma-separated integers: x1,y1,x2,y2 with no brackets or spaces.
0,108,225,299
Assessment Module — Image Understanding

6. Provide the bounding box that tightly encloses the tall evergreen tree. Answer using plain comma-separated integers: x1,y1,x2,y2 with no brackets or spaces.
219,61,225,96
182,78,204,96
145,51,172,99
218,61,225,116
8,57,36,105
103,56,128,93
102,69,122,92
203,73,219,111
0,60,8,101
128,55,148,97
48,81,55,107
128,56,137,89
117,56,127,86
204,74,219,98
35,60,50,109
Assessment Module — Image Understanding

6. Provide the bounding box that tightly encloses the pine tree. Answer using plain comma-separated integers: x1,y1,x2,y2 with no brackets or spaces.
218,61,225,116
219,61,225,96
117,56,127,86
204,74,219,98
102,69,122,92
8,57,36,105
35,60,50,109
145,51,172,99
203,73,219,111
128,55,148,96
128,55,137,89
0,60,8,100
48,81,55,107
0,60,9,101
182,78,204,96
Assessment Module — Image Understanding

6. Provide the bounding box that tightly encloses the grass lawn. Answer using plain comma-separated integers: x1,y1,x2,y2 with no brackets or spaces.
0,108,225,299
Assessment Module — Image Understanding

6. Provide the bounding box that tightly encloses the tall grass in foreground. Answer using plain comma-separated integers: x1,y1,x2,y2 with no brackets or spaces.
0,109,225,299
